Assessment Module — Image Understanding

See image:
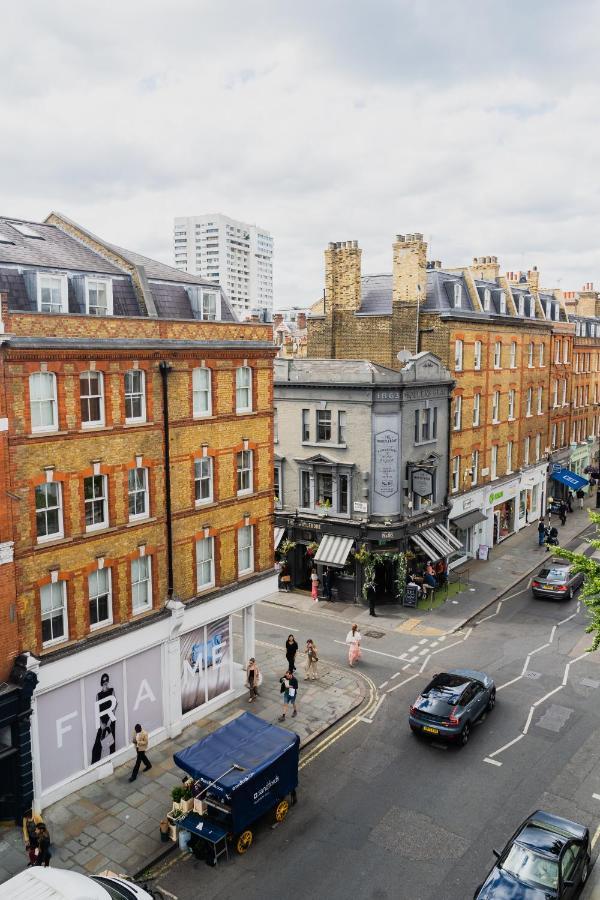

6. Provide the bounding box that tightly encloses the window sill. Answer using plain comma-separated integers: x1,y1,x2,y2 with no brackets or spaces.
195,499,215,509
508,417,515,422
237,489,254,498
196,583,216,594
81,423,108,432
124,420,151,427
28,429,66,439
132,605,153,617
85,523,109,534
42,635,68,650
301,441,347,450
414,439,437,446
90,618,114,632
238,569,255,579
235,409,255,416
193,413,214,421
36,535,71,549
492,419,500,425
127,515,156,527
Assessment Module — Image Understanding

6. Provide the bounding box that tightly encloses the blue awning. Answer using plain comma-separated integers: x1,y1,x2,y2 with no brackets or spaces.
550,469,590,491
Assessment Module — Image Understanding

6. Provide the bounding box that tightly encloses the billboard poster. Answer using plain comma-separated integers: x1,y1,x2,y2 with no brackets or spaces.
37,645,163,792
180,617,231,714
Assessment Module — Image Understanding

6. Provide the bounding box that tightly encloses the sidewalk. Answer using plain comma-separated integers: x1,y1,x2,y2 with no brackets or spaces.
265,496,598,637
583,857,600,899
0,642,364,885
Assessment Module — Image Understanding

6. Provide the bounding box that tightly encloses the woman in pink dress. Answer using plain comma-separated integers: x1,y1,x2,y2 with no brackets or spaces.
310,567,319,601
346,624,362,666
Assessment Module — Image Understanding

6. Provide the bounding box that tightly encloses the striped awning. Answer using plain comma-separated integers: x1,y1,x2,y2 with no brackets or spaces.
410,524,461,561
314,534,354,568
274,527,285,550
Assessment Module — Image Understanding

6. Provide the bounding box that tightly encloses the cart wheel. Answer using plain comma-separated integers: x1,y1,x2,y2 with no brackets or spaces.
236,830,253,854
274,800,289,822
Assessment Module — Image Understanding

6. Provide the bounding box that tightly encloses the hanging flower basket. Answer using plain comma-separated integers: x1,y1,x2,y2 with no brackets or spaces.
306,541,319,557
279,539,296,558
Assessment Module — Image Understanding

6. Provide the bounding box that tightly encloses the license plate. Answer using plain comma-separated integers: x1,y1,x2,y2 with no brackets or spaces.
423,726,439,734
543,585,556,590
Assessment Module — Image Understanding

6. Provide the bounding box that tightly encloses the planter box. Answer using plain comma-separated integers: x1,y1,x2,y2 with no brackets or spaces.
180,797,194,813
170,802,182,816
168,824,178,842
193,798,207,815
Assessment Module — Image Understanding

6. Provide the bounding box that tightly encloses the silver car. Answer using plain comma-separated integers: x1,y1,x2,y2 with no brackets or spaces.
531,558,584,600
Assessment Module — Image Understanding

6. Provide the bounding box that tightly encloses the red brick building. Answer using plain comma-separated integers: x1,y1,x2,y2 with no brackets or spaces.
0,213,276,816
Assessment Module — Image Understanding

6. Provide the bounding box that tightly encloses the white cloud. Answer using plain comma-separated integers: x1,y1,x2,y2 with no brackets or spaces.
1,0,599,305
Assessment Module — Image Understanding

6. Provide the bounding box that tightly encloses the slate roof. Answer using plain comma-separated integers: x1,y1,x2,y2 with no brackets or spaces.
0,213,238,322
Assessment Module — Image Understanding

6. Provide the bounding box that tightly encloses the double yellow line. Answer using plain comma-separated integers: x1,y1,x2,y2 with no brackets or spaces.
299,670,379,770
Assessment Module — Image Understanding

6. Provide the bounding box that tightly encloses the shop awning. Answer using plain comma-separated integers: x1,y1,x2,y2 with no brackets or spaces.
450,509,487,530
314,534,354,568
274,527,285,550
410,525,460,561
550,469,590,491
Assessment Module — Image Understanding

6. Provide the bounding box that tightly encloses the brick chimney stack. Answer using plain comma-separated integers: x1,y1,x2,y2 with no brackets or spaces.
324,241,362,311
296,312,307,329
392,233,427,305
527,266,540,292
470,255,500,282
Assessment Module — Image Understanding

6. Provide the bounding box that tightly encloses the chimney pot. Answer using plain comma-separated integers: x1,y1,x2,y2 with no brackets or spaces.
414,232,423,241
328,242,335,250
396,234,405,242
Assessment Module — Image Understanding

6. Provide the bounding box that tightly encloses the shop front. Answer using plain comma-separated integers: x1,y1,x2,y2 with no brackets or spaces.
569,440,595,492
31,573,275,809
448,488,487,566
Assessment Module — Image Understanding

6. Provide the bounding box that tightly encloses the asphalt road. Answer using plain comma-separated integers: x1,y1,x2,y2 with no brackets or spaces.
155,535,600,900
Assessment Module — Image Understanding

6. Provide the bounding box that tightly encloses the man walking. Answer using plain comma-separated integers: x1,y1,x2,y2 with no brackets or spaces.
129,723,152,782
537,518,546,547
576,488,585,510
278,670,298,721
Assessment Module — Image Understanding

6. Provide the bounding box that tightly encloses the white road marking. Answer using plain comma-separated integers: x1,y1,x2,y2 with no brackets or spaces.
430,638,464,655
402,664,411,670
387,673,419,693
429,641,439,648
408,644,419,652
486,734,525,759
419,654,432,673
391,672,400,679
483,757,502,767
419,638,429,645
379,680,389,690
418,648,429,656
593,824,600,850
592,793,600,801
333,640,403,660
438,635,447,641
255,617,299,631
359,694,387,724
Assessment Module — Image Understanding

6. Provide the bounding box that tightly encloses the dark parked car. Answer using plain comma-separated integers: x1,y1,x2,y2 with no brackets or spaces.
474,810,590,899
408,668,495,746
531,559,584,600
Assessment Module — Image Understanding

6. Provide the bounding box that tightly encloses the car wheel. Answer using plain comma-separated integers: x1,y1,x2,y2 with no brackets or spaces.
568,587,574,600
460,722,470,746
487,690,496,712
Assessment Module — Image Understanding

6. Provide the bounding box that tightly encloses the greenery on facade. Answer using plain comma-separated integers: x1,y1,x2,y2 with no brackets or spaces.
556,511,600,651
354,544,407,602
279,538,296,558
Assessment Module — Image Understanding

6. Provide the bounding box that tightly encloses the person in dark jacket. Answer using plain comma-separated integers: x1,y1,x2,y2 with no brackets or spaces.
278,670,298,720
576,488,585,509
566,492,574,513
559,502,567,526
538,519,546,547
34,824,51,867
285,635,298,671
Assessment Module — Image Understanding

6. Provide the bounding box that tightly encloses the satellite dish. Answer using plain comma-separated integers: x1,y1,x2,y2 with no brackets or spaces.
397,349,412,363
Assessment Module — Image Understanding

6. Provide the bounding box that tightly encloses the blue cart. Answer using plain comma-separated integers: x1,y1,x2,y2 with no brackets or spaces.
173,712,299,859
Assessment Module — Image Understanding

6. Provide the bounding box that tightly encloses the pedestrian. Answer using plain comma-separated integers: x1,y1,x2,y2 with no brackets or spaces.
566,492,574,513
34,824,51,867
368,582,377,617
304,639,319,680
577,488,585,509
559,501,567,526
424,562,437,588
275,558,282,590
280,562,292,592
538,518,546,547
22,809,42,867
322,567,332,600
246,657,261,702
346,624,362,667
128,723,152,782
434,559,447,587
278,670,298,720
310,567,319,601
285,634,299,671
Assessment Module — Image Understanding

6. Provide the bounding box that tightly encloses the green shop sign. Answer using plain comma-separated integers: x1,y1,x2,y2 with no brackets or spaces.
489,489,504,503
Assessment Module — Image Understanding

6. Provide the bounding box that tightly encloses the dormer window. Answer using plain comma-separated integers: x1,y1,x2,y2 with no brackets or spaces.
553,304,560,321
518,294,525,316
528,295,535,318
453,283,462,308
188,287,220,321
38,274,67,313
483,289,491,311
499,292,506,314
86,278,113,316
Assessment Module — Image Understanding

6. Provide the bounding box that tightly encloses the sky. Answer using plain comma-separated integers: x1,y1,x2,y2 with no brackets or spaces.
1,0,599,307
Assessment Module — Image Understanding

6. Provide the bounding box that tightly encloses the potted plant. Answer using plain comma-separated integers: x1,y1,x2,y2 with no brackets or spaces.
171,785,184,814
316,498,331,516
280,538,296,558
306,541,319,558
180,785,194,814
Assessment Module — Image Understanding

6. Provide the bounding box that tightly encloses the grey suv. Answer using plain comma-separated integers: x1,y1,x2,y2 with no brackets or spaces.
531,559,583,600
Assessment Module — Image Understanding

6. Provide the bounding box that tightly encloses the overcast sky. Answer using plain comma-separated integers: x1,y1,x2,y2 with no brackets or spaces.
1,1,599,307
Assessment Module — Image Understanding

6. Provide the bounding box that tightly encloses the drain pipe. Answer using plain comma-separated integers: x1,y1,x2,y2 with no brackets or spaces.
159,361,174,601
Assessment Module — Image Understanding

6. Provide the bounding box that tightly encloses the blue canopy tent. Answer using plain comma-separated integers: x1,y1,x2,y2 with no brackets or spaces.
174,712,299,834
550,469,590,492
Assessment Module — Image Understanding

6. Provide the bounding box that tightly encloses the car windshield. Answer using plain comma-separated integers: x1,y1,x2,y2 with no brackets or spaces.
501,843,559,890
91,877,139,900
538,568,568,583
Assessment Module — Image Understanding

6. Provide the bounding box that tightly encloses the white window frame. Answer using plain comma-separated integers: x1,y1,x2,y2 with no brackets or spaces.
196,536,215,591
492,391,500,423
132,555,152,614
453,283,462,308
518,294,525,316
124,369,146,423
128,466,149,521
535,434,541,461
506,441,513,474
526,387,532,417
491,445,498,480
555,340,561,364
29,371,58,433
474,341,482,370
451,456,460,493
524,436,530,465
537,386,543,415
454,339,463,372
195,456,214,505
528,342,534,367
236,366,252,413
494,342,502,369
499,292,506,314
88,567,113,630
84,474,108,532
562,379,568,406
85,277,113,316
338,410,347,444
472,393,480,427
563,341,569,364
237,449,253,495
274,463,282,509
539,343,544,366
483,289,491,311
552,423,558,449
553,380,559,408
37,273,67,314
201,290,218,321
238,525,254,576
529,295,535,318
510,342,517,368
35,480,64,543
41,580,68,647
453,395,462,431
471,450,479,486
192,367,212,418
80,371,105,428
508,389,515,420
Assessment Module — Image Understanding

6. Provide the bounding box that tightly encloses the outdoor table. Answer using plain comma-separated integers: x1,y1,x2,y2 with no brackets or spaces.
178,812,229,865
